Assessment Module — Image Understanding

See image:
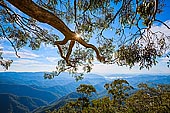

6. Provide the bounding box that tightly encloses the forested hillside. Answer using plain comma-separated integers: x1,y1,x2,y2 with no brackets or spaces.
0,72,169,113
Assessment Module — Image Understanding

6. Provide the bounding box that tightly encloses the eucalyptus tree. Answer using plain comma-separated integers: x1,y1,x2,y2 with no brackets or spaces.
104,79,133,111
0,0,169,78
76,84,96,110
126,83,170,112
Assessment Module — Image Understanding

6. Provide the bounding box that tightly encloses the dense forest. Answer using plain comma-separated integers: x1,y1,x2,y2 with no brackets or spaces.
47,79,170,113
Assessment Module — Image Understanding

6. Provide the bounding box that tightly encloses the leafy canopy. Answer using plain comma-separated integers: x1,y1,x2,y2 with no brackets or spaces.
50,80,170,113
0,0,170,78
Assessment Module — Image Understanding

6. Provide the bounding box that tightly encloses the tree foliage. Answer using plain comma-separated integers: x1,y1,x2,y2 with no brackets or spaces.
0,0,170,77
104,79,133,107
47,79,170,113
126,83,170,112
76,84,96,96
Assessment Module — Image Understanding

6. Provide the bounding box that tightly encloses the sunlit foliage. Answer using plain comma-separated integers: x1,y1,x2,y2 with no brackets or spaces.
126,83,170,112
47,79,170,113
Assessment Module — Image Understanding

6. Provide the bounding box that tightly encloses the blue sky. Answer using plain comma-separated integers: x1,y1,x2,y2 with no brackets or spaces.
0,1,170,75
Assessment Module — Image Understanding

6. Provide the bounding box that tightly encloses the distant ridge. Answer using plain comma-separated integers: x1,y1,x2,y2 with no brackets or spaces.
0,84,58,103
0,72,169,113
33,92,81,113
0,93,48,113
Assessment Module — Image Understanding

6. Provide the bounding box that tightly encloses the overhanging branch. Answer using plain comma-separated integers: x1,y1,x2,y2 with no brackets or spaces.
6,0,104,65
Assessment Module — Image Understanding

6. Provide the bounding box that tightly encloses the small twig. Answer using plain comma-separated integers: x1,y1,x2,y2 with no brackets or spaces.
82,1,91,14
0,25,20,58
155,19,170,29
74,0,76,23
152,0,158,21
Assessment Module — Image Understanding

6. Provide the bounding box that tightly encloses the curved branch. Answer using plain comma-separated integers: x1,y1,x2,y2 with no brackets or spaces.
6,0,73,37
6,0,103,65
55,38,69,45
56,45,65,60
56,40,75,67
66,40,75,60
74,0,76,23
152,0,158,20
56,44,72,66
75,38,104,62
155,19,170,29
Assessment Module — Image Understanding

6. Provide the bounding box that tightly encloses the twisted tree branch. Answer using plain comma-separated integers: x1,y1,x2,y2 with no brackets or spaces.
6,0,103,65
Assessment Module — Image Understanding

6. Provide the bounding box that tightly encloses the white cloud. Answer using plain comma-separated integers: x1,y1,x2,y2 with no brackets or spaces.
91,63,170,76
3,64,56,72
151,20,170,62
152,20,170,36
2,50,39,58
19,51,39,58
13,59,41,65
46,57,60,63
0,44,3,49
160,57,170,63
91,64,136,75
0,58,56,72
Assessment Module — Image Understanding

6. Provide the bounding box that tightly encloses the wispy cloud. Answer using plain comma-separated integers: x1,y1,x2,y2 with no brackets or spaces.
0,58,56,72
46,57,60,63
160,57,170,63
0,45,3,49
13,59,41,65
2,50,39,59
91,63,170,75
152,20,170,36
151,20,170,63
19,51,39,58
91,64,138,75
5,63,56,72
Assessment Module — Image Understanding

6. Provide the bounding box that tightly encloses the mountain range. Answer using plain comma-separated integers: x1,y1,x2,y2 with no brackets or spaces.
0,72,169,113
